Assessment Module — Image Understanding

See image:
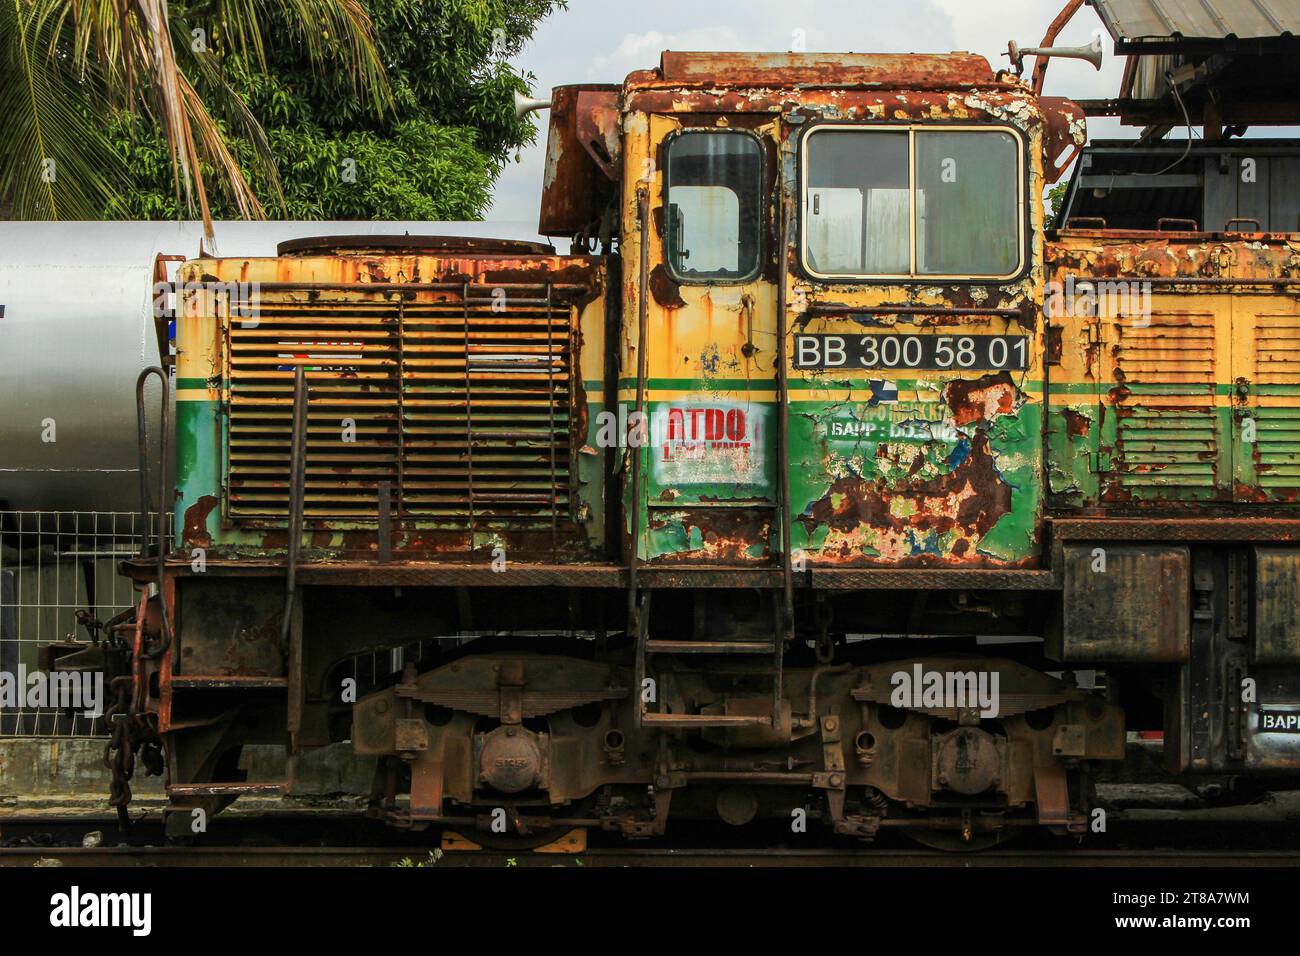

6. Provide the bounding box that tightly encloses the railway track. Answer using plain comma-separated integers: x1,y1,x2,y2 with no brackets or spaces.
3,845,1300,867
3,808,1300,866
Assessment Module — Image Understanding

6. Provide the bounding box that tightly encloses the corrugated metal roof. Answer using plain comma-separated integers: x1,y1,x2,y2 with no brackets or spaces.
1091,0,1300,48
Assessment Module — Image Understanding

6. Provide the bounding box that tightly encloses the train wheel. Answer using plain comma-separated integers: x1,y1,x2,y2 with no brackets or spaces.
440,822,575,852
900,826,1018,852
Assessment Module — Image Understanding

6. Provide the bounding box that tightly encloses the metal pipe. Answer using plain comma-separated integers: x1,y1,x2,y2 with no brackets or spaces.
629,187,652,726
283,365,309,761
461,283,477,542
1030,0,1086,95
806,664,853,723
280,365,309,649
251,282,589,294
545,282,558,559
776,197,795,643
808,303,1023,318
135,367,172,660
628,187,651,607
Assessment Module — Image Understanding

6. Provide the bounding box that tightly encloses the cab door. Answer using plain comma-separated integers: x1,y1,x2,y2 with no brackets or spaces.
625,113,780,564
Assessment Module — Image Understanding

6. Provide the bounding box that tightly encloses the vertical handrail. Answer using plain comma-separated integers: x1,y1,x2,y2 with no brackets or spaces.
135,367,171,659
283,364,309,758
774,194,795,723
395,298,407,522
545,281,558,559
281,365,309,646
629,186,651,726
462,283,477,542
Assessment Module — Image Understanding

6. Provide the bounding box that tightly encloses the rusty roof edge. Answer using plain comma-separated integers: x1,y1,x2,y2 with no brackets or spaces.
623,50,1006,92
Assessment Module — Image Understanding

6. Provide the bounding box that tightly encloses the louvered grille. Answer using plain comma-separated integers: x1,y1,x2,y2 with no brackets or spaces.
1111,310,1221,497
225,283,576,526
1253,312,1300,493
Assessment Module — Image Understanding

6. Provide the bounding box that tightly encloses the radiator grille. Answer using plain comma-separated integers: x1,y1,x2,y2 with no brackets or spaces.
1110,310,1221,498
225,283,577,526
1252,312,1300,493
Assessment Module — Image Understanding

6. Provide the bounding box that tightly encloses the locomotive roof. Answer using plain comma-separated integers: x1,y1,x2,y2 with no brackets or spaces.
625,51,1006,92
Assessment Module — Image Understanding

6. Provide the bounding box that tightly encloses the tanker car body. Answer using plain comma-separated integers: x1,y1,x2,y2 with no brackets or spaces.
111,50,1300,848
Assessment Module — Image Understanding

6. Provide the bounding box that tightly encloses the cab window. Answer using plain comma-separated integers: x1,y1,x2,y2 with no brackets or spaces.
665,132,764,282
801,126,1023,279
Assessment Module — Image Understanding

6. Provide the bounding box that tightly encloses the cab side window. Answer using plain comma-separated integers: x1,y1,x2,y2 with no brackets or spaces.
665,132,764,282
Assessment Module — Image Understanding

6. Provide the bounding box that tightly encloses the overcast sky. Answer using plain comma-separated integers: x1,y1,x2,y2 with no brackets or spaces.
487,0,1131,220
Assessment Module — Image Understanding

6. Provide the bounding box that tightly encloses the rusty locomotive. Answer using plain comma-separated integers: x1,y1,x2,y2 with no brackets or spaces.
109,45,1300,849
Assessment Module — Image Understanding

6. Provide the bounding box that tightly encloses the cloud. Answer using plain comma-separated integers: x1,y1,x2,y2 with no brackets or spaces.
489,0,1137,218
588,27,746,79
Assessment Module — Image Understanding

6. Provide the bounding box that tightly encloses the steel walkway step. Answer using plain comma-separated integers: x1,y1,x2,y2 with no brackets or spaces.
639,713,771,727
167,782,286,797
644,640,775,655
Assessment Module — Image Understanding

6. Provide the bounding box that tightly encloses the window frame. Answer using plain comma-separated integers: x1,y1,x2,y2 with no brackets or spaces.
661,127,768,286
797,122,1029,283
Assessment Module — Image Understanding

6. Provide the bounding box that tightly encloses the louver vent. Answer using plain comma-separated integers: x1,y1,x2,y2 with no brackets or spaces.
224,282,582,527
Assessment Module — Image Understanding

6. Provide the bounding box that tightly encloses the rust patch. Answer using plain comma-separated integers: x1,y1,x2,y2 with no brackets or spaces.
1062,409,1091,438
1234,481,1269,504
1046,325,1063,365
182,495,219,549
649,506,771,564
648,264,686,309
800,430,1013,548
942,372,1024,427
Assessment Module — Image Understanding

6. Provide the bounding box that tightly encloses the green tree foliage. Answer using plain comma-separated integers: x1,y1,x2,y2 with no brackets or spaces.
3,0,393,225
106,0,566,220
1045,180,1070,228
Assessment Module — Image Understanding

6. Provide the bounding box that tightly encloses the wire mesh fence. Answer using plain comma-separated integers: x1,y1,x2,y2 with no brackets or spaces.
0,511,167,737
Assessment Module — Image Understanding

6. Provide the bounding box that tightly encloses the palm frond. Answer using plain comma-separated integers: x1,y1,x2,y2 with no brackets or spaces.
219,0,392,112
179,68,265,219
0,0,124,217
11,0,391,228
182,44,286,214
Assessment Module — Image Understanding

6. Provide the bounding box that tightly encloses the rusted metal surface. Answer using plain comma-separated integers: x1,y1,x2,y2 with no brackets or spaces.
351,649,1122,837
1029,0,1086,94
172,579,285,677
1252,547,1300,664
1046,232,1300,510
276,235,556,257
175,247,609,562
651,51,1003,90
1050,518,1300,541
1039,95,1088,183
538,85,621,238
124,556,1073,591
1051,544,1191,663
808,567,1057,589
645,505,772,564
620,61,1062,572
